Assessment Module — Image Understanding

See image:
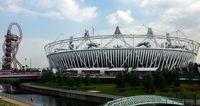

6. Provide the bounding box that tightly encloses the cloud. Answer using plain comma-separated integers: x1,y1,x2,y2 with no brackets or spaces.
106,10,134,25
57,0,97,22
0,0,97,22
111,1,200,63
116,0,200,38
0,6,3,11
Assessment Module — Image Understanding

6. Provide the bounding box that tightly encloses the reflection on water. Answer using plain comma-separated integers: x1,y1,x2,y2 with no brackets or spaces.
0,85,3,92
0,85,99,106
14,93,99,106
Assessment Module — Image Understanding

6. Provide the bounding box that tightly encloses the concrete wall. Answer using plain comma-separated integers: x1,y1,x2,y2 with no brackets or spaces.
19,83,122,104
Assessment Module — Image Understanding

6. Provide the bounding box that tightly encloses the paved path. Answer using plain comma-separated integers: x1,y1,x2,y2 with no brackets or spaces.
0,96,32,106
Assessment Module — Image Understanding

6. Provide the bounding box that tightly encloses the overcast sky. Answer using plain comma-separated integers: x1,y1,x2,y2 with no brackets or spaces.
0,0,200,68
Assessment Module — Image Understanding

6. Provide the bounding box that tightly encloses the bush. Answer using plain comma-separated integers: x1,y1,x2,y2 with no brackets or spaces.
74,77,82,89
55,73,64,84
97,78,116,84
152,70,166,89
93,77,101,84
128,71,139,87
83,75,91,86
68,77,75,87
40,69,55,82
142,74,155,93
115,72,125,88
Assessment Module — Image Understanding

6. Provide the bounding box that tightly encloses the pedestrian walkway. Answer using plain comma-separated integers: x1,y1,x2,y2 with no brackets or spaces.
0,96,32,106
104,95,184,106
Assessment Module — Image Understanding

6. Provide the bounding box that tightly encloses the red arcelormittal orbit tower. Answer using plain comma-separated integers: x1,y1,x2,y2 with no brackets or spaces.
2,22,23,70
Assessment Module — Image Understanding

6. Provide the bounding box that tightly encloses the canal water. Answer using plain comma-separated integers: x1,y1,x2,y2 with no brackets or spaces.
0,85,100,106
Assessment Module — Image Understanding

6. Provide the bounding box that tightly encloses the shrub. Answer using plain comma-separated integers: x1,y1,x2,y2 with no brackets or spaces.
40,69,55,82
152,70,166,89
68,77,75,87
74,76,82,89
115,72,125,88
93,77,101,84
83,75,91,86
128,71,139,87
142,74,155,93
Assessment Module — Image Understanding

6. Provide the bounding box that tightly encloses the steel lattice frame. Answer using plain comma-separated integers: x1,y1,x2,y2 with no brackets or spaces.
2,22,23,70
44,27,200,71
103,95,184,106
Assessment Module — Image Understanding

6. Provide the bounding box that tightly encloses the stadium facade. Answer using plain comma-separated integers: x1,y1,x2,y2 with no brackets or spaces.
44,27,200,73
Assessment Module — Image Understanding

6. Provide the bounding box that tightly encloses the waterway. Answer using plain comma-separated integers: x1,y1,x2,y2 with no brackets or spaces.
0,85,100,106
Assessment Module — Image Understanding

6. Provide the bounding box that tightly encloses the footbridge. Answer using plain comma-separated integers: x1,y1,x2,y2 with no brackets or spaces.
104,95,184,106
0,72,41,80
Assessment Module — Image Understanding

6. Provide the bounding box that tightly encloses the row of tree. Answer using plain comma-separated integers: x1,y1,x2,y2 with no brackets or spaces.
39,68,200,92
115,69,180,93
11,68,40,72
39,70,100,89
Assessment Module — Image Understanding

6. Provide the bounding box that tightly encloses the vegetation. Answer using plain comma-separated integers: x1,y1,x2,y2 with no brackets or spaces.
34,68,200,99
115,72,125,88
0,99,19,106
128,71,139,87
11,68,40,72
32,82,200,99
113,68,181,93
142,74,155,93
0,79,19,85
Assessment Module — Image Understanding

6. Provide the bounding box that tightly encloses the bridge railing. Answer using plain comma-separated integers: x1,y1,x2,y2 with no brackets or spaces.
104,95,184,106
0,72,41,77
0,92,34,105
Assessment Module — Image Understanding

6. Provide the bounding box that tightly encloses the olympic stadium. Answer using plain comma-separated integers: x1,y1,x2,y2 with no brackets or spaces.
44,26,200,76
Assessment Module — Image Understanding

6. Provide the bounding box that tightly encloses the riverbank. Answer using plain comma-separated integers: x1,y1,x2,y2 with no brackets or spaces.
19,83,122,104
19,83,200,105
0,96,32,106
32,82,200,99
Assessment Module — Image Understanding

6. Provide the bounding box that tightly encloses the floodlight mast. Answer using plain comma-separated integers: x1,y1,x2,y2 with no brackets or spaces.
2,22,23,70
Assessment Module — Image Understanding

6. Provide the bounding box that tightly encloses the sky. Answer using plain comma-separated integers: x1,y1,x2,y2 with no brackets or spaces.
0,0,200,68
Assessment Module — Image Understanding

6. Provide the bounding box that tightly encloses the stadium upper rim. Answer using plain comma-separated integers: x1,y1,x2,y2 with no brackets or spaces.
44,26,200,56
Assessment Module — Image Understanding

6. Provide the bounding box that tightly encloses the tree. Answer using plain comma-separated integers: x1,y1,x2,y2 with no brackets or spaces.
55,72,64,84
68,77,75,88
142,74,155,93
152,70,166,89
171,70,180,86
94,77,101,84
124,66,129,84
84,75,91,86
128,71,139,87
162,69,174,85
74,76,82,89
115,72,125,88
40,69,55,82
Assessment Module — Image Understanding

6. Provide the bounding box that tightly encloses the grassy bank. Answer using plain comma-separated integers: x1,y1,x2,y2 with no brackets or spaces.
0,99,19,106
32,82,200,99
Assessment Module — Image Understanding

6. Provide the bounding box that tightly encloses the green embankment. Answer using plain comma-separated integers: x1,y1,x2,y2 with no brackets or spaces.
0,99,19,106
32,82,200,99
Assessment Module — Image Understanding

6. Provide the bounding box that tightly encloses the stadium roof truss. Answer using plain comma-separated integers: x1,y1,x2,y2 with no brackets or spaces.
44,27,200,70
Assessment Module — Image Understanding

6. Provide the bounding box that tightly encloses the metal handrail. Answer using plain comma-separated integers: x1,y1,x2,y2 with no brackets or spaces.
104,95,184,106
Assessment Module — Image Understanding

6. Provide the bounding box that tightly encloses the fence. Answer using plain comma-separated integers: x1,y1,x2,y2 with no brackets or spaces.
159,94,200,106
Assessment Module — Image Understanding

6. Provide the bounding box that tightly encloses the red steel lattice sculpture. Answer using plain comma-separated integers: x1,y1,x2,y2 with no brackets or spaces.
2,22,23,70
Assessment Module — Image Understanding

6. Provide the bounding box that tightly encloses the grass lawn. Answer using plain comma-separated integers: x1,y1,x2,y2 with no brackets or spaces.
32,82,200,99
0,99,19,106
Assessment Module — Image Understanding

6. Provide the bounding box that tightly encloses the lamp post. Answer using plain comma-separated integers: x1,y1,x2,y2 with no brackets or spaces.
25,58,27,70
29,58,32,69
